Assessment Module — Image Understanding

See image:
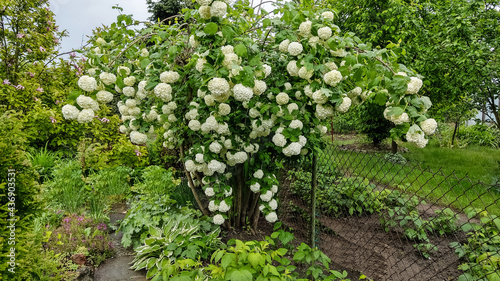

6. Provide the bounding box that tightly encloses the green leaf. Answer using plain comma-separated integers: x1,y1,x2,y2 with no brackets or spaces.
234,44,248,57
204,22,218,35
221,253,236,269
222,25,235,40
230,269,253,281
248,252,263,269
263,18,271,28
140,58,151,69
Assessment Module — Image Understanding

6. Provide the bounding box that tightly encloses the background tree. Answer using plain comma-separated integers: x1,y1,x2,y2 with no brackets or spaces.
328,0,500,131
146,0,193,22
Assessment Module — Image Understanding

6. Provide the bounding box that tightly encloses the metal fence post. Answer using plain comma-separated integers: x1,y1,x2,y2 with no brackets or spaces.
311,152,317,248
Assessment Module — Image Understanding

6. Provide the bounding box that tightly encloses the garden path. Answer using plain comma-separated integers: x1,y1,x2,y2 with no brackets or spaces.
94,204,147,281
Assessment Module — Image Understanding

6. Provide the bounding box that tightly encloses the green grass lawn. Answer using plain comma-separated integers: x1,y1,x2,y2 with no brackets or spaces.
322,135,500,216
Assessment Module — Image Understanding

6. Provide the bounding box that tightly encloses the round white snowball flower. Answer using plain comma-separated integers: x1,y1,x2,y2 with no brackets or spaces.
185,160,196,172
287,60,299,76
199,6,211,19
249,108,260,118
208,78,230,96
124,76,136,86
315,104,334,119
168,114,177,123
62,104,80,120
254,170,264,179
125,99,137,108
96,37,106,44
208,160,226,173
119,125,129,134
160,71,180,84
298,135,307,146
218,103,231,116
219,201,230,213
284,82,292,91
209,141,223,153
420,118,437,135
299,20,312,37
197,0,212,5
391,112,410,125
265,212,278,223
76,95,95,109
318,26,332,40
406,77,423,94
287,103,299,113
99,72,116,85
279,39,290,53
185,109,199,120
271,185,278,194
233,84,254,102
324,70,342,86
406,129,428,148
221,45,234,54
325,61,338,70
224,187,232,197
117,66,131,76
208,201,218,212
250,182,261,193
260,190,273,202
115,85,122,94
213,214,225,225
304,85,314,98
188,120,201,131
308,36,321,47
205,187,215,197
204,94,216,106
130,131,147,145
263,64,272,78
253,80,267,96
77,75,97,92
273,133,287,147
195,153,204,163
322,11,334,20
269,199,278,210
233,151,248,164
210,1,227,17
289,119,303,130
222,53,239,68
196,57,206,72
337,97,352,113
129,118,140,131
189,35,199,48
331,48,348,57
224,139,233,149
154,83,172,102
312,90,328,104
295,90,302,99
283,142,303,156
143,108,158,122
96,91,113,104
259,205,265,211
140,48,149,57
298,66,314,80
123,86,136,97
288,42,303,56
351,87,362,96
276,92,290,105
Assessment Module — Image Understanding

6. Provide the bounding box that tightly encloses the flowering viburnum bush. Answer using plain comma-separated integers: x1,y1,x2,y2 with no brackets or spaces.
62,1,434,230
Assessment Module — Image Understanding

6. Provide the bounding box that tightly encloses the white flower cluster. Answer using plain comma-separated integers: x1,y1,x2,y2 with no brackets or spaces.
312,90,328,104
62,104,80,120
96,91,113,104
213,214,225,225
265,212,278,223
406,126,428,148
322,11,334,20
250,182,260,193
253,169,264,179
298,66,314,80
336,97,351,113
78,75,97,92
130,131,147,145
76,95,99,111
210,1,227,17
279,39,290,53
324,70,342,86
289,119,303,130
406,77,423,94
299,20,312,37
287,61,299,76
253,80,267,95
99,72,116,85
219,200,230,212
207,159,226,175
123,86,135,97
272,133,287,147
260,190,273,202
160,71,180,84
154,83,172,102
77,109,94,123
288,42,303,56
124,76,136,86
315,104,334,119
276,92,289,105
318,26,332,40
208,78,230,96
420,118,437,135
196,57,206,72
218,103,231,116
226,151,248,165
117,66,131,76
233,84,253,102
383,108,410,125
283,142,302,156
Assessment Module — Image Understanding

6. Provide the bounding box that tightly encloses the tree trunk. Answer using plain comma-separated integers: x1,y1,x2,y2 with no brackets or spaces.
391,140,398,154
451,118,460,147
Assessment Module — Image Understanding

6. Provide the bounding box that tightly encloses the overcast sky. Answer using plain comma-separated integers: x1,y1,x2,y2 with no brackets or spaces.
49,0,150,53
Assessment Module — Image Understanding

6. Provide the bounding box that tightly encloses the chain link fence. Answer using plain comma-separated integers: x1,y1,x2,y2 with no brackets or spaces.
279,143,500,281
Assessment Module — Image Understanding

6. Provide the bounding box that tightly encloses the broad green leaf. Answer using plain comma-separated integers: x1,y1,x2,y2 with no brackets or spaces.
204,22,218,35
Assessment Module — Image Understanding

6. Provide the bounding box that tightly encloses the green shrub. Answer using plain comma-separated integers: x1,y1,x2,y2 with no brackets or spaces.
456,123,500,148
132,165,178,195
43,160,87,213
331,111,359,134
